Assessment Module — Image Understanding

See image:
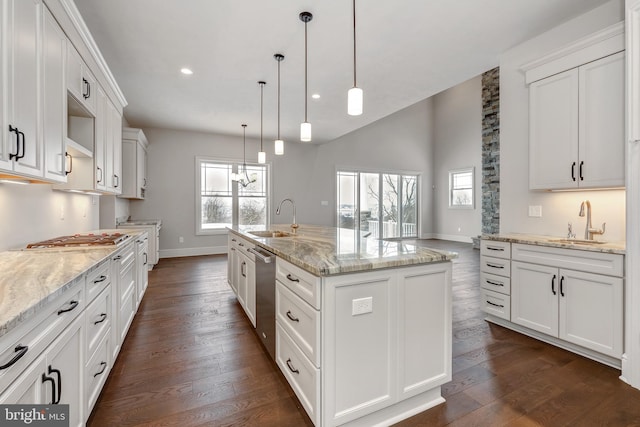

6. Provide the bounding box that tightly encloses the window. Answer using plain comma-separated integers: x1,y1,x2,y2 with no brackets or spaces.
196,157,268,234
337,170,419,239
449,167,474,208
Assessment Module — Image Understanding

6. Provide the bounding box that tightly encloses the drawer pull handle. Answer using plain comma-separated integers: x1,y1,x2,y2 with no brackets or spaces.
486,246,504,251
94,313,107,325
57,300,79,315
286,311,300,322
551,274,557,295
93,362,107,377
486,280,504,287
487,300,504,308
286,358,300,374
93,275,107,284
113,255,122,261
238,243,244,247
286,274,300,283
0,345,28,370
486,263,504,269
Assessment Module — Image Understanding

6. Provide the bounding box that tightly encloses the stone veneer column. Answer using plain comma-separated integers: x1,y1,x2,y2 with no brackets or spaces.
482,67,500,235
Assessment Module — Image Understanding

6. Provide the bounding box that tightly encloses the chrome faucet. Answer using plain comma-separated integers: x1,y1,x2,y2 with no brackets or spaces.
578,200,606,240
276,198,298,233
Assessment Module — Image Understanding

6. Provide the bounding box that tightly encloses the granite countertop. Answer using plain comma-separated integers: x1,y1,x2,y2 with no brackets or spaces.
229,224,457,276
482,233,625,255
0,230,146,339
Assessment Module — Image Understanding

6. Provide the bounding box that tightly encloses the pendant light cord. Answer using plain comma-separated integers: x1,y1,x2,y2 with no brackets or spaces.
353,0,357,87
277,59,281,139
304,20,308,122
259,82,265,151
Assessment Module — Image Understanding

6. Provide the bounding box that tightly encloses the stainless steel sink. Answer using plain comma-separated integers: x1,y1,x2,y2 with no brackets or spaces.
249,230,292,238
547,238,606,245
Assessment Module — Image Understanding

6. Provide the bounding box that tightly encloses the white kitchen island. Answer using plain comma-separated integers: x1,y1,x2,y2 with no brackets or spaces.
228,225,457,427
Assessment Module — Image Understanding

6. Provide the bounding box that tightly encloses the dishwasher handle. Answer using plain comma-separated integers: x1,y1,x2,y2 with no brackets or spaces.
248,247,275,263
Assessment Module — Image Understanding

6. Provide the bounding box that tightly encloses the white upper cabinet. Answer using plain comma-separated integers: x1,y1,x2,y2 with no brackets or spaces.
0,0,43,178
529,52,625,190
42,6,67,182
120,127,148,199
66,44,97,117
526,23,625,191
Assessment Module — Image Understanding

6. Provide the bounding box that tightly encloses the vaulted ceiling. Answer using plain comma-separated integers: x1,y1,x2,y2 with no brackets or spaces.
74,0,612,143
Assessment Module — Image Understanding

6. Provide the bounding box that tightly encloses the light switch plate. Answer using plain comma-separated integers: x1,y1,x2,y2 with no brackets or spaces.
352,297,373,316
528,205,542,217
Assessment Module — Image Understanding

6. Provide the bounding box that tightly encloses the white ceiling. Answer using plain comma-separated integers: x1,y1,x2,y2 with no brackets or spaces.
73,0,611,144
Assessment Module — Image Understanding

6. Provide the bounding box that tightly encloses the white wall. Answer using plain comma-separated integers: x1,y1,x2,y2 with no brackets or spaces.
307,99,436,236
500,0,626,242
128,127,318,257
432,76,483,242
0,184,99,250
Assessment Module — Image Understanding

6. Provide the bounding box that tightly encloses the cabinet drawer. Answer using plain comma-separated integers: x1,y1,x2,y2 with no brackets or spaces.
480,272,511,295
85,285,111,360
480,255,511,277
86,259,111,303
276,258,321,309
276,281,320,367
481,289,511,321
276,323,319,425
0,280,84,391
85,331,110,415
481,240,511,259
512,243,623,277
118,285,137,343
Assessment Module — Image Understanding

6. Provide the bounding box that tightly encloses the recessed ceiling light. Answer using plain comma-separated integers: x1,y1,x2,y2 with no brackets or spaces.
312,94,320,99
180,68,193,75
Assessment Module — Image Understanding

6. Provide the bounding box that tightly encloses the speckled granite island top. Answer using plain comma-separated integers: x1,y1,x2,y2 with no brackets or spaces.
482,233,625,255
0,230,145,339
229,224,457,276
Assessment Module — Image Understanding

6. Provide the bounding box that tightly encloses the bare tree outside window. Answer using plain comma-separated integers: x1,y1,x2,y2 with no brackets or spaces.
449,168,475,209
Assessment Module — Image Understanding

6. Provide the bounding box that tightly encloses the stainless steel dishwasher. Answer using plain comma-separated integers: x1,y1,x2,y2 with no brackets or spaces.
248,246,277,360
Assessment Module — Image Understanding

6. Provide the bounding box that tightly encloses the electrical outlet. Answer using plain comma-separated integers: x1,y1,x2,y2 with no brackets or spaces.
179,236,184,243
321,200,328,206
59,204,64,220
352,297,373,316
528,205,542,217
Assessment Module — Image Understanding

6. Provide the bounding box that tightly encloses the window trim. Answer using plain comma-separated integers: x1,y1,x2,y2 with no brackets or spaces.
448,167,475,210
195,156,270,235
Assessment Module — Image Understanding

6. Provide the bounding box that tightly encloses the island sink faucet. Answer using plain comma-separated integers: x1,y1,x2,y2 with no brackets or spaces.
578,200,606,240
276,198,298,233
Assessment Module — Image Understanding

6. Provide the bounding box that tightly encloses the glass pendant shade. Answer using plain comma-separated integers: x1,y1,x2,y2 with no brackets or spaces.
348,87,363,116
275,139,284,155
258,151,266,164
300,122,312,142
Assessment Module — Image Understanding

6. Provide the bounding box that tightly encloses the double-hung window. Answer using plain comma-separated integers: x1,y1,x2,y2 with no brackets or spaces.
196,157,269,234
337,170,419,239
449,167,474,209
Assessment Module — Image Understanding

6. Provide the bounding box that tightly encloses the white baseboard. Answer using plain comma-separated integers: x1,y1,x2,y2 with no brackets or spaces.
427,233,473,243
160,245,227,259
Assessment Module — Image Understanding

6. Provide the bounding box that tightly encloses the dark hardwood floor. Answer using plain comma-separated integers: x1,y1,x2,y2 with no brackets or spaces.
87,240,640,427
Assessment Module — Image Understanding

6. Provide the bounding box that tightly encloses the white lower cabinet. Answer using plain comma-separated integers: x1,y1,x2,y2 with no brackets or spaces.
512,261,623,358
228,233,256,327
492,242,625,362
274,257,452,427
0,313,84,427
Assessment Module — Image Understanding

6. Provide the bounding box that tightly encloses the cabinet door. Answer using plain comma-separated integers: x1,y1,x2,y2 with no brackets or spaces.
0,354,46,404
46,316,83,427
0,0,8,169
559,269,623,357
6,0,42,177
511,261,559,336
42,6,67,182
529,69,579,190
94,87,106,191
138,141,147,193
237,252,248,309
108,101,122,194
245,258,256,328
104,99,114,192
579,52,625,188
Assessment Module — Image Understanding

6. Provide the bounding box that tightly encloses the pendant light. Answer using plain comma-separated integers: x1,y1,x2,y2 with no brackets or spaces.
258,81,266,164
236,124,255,187
300,11,313,142
348,0,363,116
274,54,285,155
